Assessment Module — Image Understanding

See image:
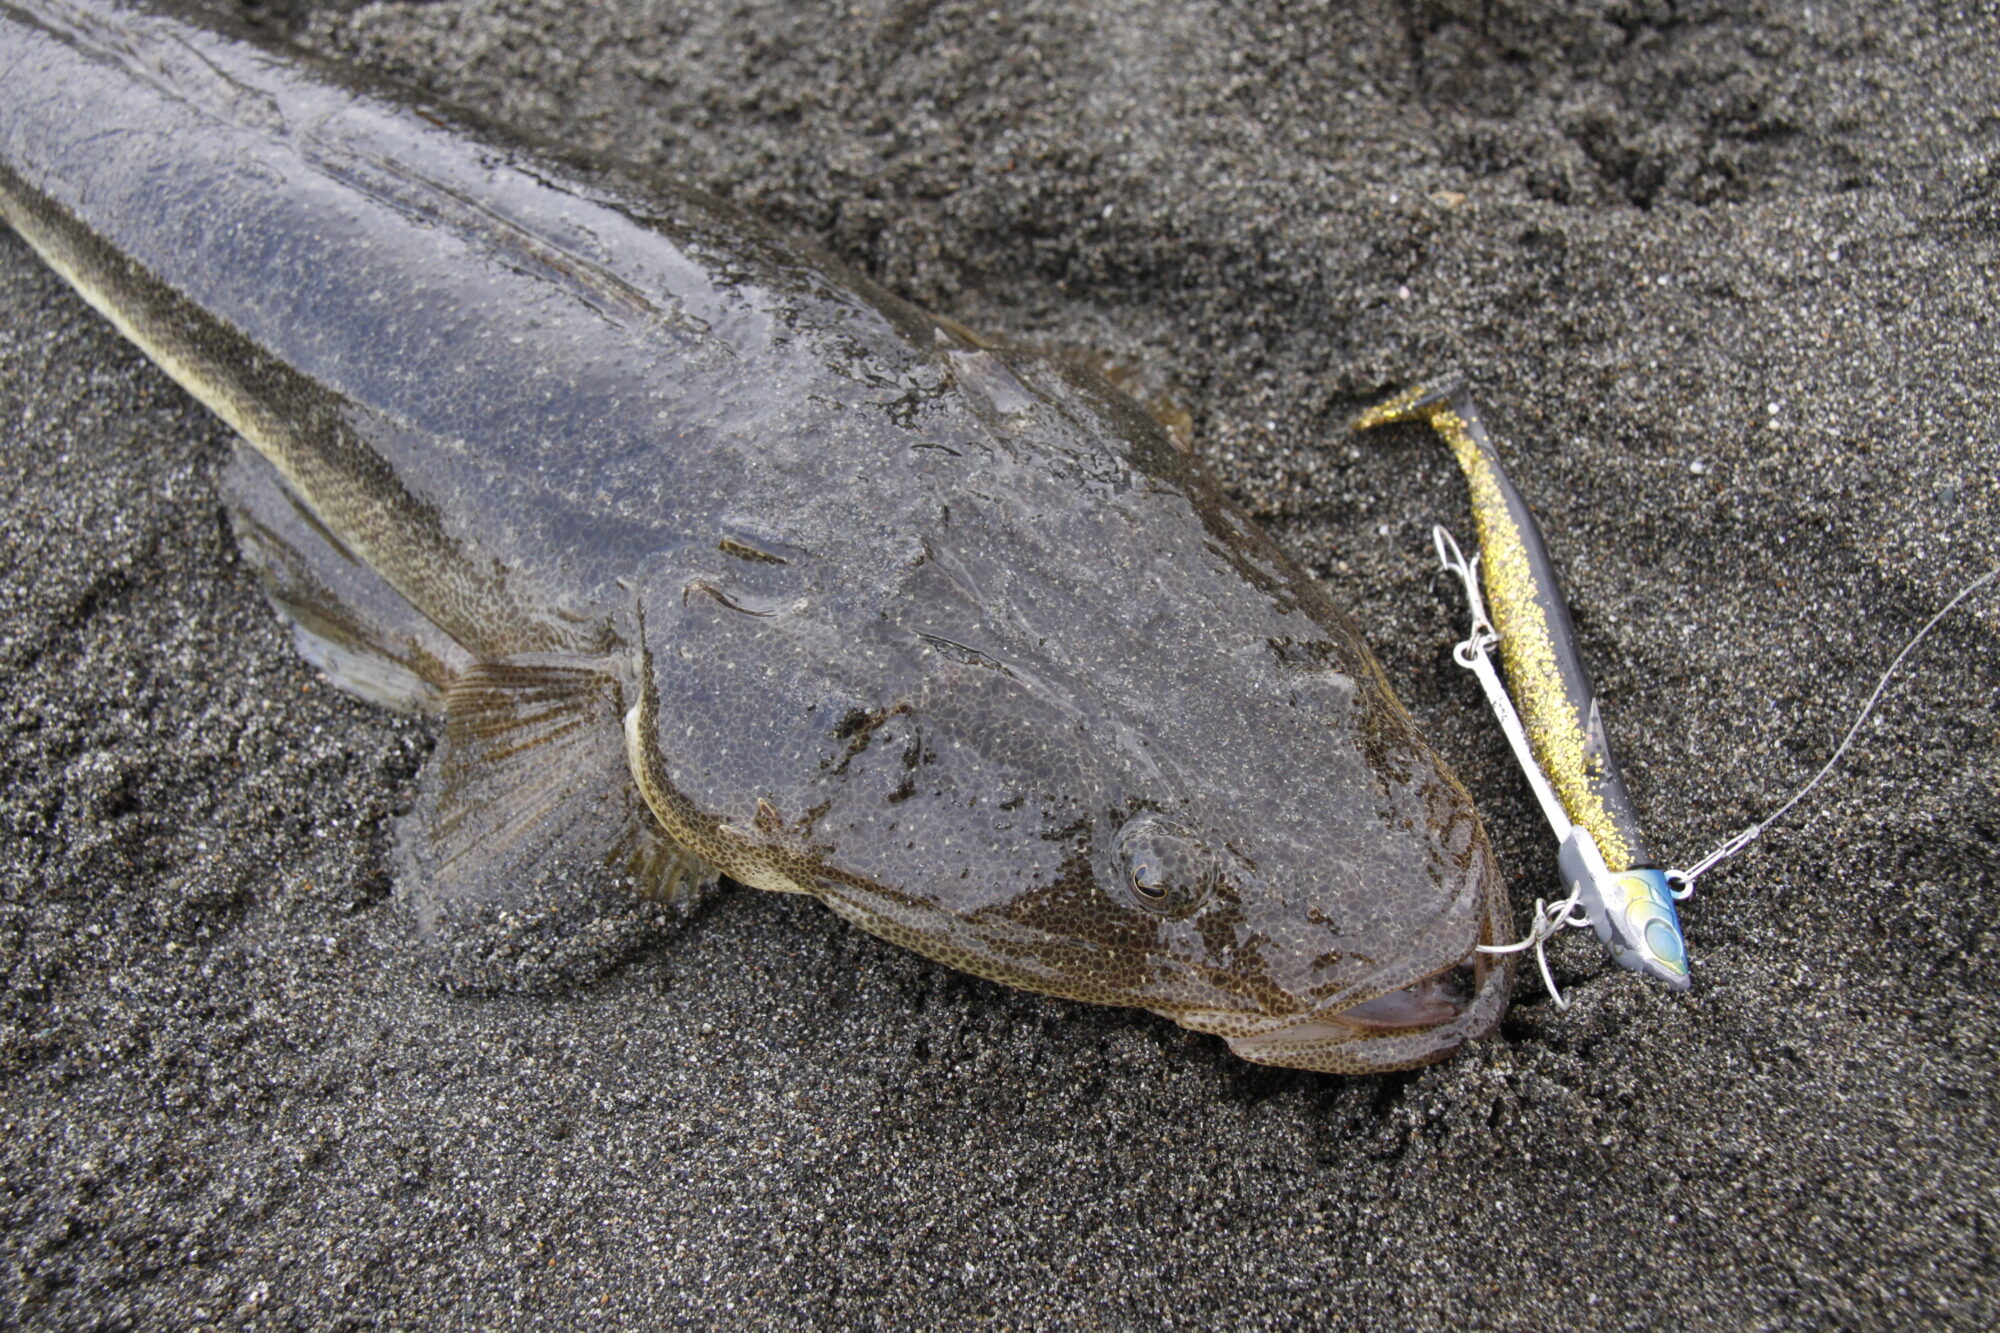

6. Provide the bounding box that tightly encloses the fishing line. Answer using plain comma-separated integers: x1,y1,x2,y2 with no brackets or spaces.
1667,558,2000,896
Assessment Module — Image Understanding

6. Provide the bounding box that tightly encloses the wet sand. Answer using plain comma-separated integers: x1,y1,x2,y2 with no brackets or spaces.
3,1,1995,1327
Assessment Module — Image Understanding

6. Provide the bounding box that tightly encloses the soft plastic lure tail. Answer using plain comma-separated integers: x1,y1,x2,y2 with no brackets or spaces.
1357,378,1691,993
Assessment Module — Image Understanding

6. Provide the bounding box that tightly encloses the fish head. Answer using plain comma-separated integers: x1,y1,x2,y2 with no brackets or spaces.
626,373,1512,1074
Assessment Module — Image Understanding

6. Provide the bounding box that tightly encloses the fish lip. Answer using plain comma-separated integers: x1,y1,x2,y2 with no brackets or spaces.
1230,953,1483,1042
1191,857,1520,1077
1215,944,1514,1074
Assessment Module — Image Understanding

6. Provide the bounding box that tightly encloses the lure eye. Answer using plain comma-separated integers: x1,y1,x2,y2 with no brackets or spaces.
1114,814,1223,917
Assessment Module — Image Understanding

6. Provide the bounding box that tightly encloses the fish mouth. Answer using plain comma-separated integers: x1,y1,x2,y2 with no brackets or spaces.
1216,945,1513,1075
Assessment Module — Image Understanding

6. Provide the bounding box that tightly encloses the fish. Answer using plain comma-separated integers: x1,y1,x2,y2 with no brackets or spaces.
0,0,1515,1074
1358,378,1689,989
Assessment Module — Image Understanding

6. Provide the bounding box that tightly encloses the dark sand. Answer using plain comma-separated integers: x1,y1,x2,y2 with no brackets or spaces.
4,1,1996,1327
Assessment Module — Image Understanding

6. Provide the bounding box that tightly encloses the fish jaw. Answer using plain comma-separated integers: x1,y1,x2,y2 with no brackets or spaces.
1211,947,1514,1075
1165,843,1518,1075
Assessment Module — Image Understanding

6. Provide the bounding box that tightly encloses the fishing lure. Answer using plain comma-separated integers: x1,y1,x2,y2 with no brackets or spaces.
1360,376,1999,1007
1357,378,1688,996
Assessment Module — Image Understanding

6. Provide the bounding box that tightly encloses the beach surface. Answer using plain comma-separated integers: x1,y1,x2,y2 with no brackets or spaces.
3,1,1995,1327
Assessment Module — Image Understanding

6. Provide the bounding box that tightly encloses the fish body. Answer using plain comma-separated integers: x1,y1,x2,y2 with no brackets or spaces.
1,0,1514,1072
1359,379,1689,989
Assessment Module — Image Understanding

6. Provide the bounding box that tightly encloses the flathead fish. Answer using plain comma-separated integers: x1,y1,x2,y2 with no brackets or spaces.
0,0,1513,1073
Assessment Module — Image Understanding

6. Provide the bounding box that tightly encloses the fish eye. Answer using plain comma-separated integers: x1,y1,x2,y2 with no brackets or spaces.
1128,856,1169,900
1114,814,1223,917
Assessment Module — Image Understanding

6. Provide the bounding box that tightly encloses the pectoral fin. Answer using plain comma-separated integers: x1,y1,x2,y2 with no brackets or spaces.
223,443,467,713
399,658,721,992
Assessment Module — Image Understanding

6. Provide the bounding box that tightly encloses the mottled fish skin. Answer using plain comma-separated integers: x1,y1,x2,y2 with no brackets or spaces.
0,0,1515,1073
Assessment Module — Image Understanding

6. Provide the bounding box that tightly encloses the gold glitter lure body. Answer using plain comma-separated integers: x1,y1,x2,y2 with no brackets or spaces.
1359,379,1690,991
